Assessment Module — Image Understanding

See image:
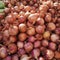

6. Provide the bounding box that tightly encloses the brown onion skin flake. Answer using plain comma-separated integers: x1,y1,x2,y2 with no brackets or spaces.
0,0,60,60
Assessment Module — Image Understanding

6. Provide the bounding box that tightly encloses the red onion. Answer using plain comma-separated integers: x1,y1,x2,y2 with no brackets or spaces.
42,40,49,47
3,30,9,38
24,6,31,11
18,48,25,56
43,31,50,39
55,51,60,59
12,54,19,60
35,34,43,40
45,13,51,22
45,49,54,59
18,15,26,23
18,33,27,41
34,41,41,48
28,13,39,24
36,25,44,34
27,27,35,36
49,42,56,50
9,25,18,36
32,49,40,59
19,23,27,33
47,23,56,31
0,46,7,58
3,56,11,60
17,41,24,49
5,14,15,24
51,34,59,42
36,17,44,25
24,42,33,53
8,43,17,54
28,36,36,43
9,36,17,43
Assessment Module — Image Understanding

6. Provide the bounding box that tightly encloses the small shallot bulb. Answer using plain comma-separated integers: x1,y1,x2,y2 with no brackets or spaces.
36,25,44,34
17,41,24,49
24,42,33,53
3,30,9,37
28,36,36,43
55,51,60,59
18,48,25,56
39,57,45,60
45,13,51,22
12,54,19,60
28,13,39,24
35,34,43,40
42,40,49,47
3,56,11,60
45,50,54,59
51,34,59,42
49,42,56,51
36,17,44,25
32,49,40,59
27,27,35,36
19,23,27,32
47,23,56,31
25,11,30,18
24,6,31,11
0,47,7,58
34,41,41,48
27,22,33,27
6,14,14,24
55,28,60,35
8,43,17,54
18,33,27,41
13,12,18,19
18,15,26,23
20,55,31,60
43,31,50,39
9,36,17,43
9,26,18,35
39,5,49,12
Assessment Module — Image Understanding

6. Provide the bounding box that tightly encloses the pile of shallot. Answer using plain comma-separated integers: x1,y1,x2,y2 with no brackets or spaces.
0,0,60,60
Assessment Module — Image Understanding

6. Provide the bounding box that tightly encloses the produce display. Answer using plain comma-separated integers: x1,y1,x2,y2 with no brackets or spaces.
0,0,60,60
